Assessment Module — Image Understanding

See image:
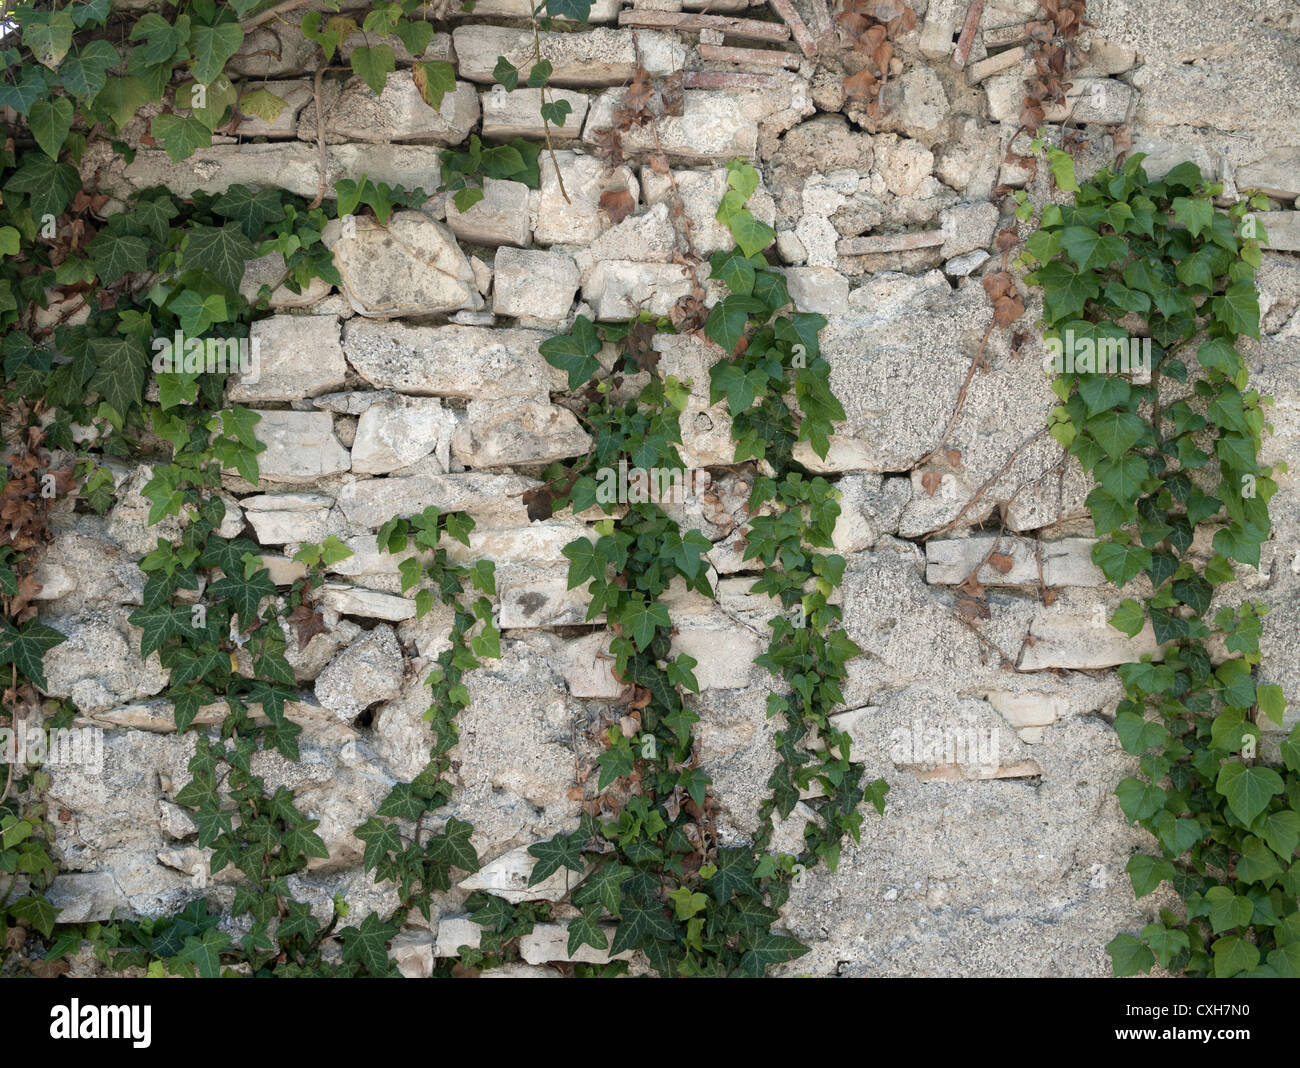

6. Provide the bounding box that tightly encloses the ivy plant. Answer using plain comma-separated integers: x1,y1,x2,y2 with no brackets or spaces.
1023,151,1298,978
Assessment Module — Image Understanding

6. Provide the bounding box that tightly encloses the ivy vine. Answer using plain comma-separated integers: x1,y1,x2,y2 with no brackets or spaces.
1023,150,1298,977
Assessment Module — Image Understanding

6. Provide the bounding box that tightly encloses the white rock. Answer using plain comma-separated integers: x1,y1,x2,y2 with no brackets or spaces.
781,266,850,315
336,473,540,529
459,845,588,903
531,151,641,246
583,89,759,159
242,493,337,544
492,248,580,321
452,26,686,87
323,211,481,319
343,321,561,400
241,411,350,484
445,178,532,247
227,315,345,403
480,86,590,141
315,626,404,722
351,395,458,475
300,73,479,145
452,400,591,467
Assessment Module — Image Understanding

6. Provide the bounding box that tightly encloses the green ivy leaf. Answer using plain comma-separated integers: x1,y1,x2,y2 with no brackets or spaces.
88,334,149,416
351,43,396,96
150,112,213,162
87,231,150,284
738,933,809,977
183,221,257,292
1125,853,1174,897
1216,761,1282,826
5,153,80,219
1106,933,1154,976
177,928,231,978
527,830,585,885
212,184,286,241
188,22,244,86
1171,195,1213,238
0,618,67,691
1211,934,1259,977
1086,409,1146,459
492,56,519,91
539,315,601,388
338,913,398,976
726,209,776,258
28,95,75,159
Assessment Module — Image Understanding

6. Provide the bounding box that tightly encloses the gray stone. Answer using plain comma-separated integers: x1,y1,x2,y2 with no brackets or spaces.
323,211,481,319
1018,594,1163,670
583,260,703,320
875,66,951,146
228,15,318,77
239,252,333,309
452,400,591,468
459,845,587,903
336,473,540,529
1131,55,1300,140
241,411,350,484
388,930,436,978
319,584,417,622
531,151,641,247
452,26,686,87
242,493,336,545
1238,148,1300,200
639,166,778,255
343,321,561,400
351,394,458,475
233,79,316,137
985,73,1134,125
519,922,632,965
314,626,404,722
300,73,480,145
925,536,1108,588
939,201,999,258
480,87,590,141
338,29,455,66
1255,212,1300,252
945,250,991,277
44,871,129,923
781,266,850,315
451,0,620,20
120,143,442,200
584,89,759,159
444,178,532,248
492,248,580,321
227,315,345,403
42,609,170,714
560,632,624,699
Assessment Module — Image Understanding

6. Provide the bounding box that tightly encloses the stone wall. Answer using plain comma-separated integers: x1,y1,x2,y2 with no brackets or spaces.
35,0,1300,975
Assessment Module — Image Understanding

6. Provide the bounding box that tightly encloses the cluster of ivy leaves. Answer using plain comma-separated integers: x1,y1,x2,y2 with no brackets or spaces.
354,505,499,925
465,161,883,976
703,161,888,872
1023,151,1299,977
431,0,594,212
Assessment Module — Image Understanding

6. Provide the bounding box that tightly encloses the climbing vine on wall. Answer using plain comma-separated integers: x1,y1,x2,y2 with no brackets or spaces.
1023,151,1299,978
487,161,885,975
